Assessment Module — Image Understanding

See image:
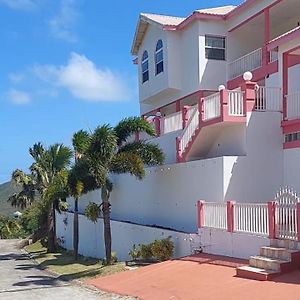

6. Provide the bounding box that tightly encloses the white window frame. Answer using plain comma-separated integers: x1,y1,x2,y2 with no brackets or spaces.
155,40,164,75
205,35,226,61
141,50,149,84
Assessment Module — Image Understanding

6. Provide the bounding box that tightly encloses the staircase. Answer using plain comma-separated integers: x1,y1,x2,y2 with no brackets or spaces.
236,239,300,281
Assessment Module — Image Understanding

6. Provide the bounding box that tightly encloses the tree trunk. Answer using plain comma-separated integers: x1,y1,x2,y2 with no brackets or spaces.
47,203,56,253
73,198,79,260
101,188,112,264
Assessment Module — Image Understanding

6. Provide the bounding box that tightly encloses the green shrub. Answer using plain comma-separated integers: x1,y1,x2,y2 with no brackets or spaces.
128,244,141,260
139,243,153,261
111,251,118,263
85,202,101,223
151,237,174,261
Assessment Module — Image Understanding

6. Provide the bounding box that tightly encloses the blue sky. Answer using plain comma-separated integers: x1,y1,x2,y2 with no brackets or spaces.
0,0,241,183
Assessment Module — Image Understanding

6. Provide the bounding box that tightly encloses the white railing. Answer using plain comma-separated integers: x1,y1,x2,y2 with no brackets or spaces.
255,87,282,112
234,203,269,236
203,202,227,230
276,202,298,240
270,50,278,63
228,48,263,79
287,92,300,120
228,90,244,116
203,92,221,121
161,111,183,135
179,108,199,153
188,105,197,117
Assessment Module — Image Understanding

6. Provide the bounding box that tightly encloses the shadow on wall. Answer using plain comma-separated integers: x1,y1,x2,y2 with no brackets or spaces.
224,111,284,203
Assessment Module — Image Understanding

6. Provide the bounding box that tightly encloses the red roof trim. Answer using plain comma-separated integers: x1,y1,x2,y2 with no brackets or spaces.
268,27,300,51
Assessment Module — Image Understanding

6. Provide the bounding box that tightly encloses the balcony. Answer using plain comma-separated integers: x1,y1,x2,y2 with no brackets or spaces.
287,92,300,120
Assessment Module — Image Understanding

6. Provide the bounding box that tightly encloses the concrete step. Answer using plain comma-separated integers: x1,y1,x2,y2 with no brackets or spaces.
236,265,280,281
270,239,299,250
260,246,294,261
249,256,287,272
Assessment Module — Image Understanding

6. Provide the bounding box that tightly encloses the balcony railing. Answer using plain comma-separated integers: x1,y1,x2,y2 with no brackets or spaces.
287,91,300,120
228,48,263,80
160,111,183,135
203,92,221,121
228,90,244,116
255,87,282,112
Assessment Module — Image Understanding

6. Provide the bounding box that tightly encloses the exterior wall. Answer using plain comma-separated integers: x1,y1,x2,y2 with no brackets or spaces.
56,212,199,261
223,112,284,202
284,148,300,192
198,227,270,259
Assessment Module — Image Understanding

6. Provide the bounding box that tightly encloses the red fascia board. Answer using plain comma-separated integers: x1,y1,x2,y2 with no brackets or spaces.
268,27,300,51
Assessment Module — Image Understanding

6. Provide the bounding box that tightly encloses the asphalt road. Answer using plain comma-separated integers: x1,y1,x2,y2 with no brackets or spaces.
0,239,135,300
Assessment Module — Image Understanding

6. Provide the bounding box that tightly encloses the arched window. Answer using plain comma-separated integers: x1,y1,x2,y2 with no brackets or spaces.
141,50,149,83
155,40,164,75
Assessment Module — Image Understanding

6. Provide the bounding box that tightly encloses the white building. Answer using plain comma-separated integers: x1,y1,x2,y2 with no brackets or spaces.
57,0,300,279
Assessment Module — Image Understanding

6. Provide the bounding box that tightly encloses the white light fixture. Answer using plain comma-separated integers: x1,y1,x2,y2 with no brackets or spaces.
155,111,162,117
218,85,226,91
243,71,253,82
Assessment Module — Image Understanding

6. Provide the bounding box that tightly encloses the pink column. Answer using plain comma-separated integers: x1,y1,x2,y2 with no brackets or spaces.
227,201,235,233
220,89,229,118
198,97,204,123
297,203,300,242
176,100,181,112
154,116,161,137
182,106,190,129
283,52,289,120
268,201,276,239
241,81,257,113
263,8,270,66
197,200,205,228
176,137,182,163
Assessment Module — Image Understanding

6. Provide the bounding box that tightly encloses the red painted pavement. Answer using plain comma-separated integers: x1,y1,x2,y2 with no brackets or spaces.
86,253,300,300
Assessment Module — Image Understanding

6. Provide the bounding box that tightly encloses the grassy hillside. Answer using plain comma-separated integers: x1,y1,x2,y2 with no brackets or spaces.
0,182,21,216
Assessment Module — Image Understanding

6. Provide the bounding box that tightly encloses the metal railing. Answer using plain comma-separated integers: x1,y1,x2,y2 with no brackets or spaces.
203,202,227,230
287,92,300,120
203,92,221,121
161,111,183,135
255,87,282,112
228,90,244,116
228,48,263,79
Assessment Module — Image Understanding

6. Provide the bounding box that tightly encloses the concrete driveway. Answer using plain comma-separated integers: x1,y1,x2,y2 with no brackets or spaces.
0,239,135,300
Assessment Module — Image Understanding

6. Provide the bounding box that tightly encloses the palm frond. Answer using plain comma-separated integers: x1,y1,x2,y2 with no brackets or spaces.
114,117,156,146
119,141,165,166
110,152,145,180
72,130,90,158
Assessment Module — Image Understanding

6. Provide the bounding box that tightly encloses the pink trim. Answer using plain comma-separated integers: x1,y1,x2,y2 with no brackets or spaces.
176,137,182,163
283,140,300,150
268,27,300,51
227,201,235,233
282,119,300,134
154,116,161,137
176,100,181,112
241,81,257,112
297,203,300,242
182,106,190,129
289,54,300,67
197,200,204,228
283,52,289,120
268,201,276,239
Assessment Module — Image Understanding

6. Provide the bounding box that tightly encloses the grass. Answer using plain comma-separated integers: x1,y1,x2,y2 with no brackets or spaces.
25,240,127,281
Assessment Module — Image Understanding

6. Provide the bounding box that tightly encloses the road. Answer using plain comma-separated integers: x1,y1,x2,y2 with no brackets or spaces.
0,239,135,300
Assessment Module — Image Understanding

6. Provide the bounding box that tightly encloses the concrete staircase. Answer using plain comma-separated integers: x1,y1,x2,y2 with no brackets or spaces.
236,239,300,281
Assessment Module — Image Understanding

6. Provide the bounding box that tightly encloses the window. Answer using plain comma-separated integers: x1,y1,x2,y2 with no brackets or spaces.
205,36,226,61
155,40,164,75
285,132,300,143
141,51,149,83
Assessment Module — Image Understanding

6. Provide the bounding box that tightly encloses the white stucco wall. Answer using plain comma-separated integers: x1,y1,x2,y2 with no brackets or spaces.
56,212,199,261
284,148,300,192
198,227,270,259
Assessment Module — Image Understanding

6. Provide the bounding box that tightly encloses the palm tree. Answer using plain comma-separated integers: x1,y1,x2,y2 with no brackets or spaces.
10,143,72,252
82,117,165,264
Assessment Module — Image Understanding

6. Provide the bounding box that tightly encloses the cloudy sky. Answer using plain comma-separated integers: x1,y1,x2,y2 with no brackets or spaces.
0,0,241,183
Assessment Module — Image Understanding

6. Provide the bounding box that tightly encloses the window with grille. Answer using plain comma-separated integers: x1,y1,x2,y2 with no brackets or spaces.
155,40,164,75
205,36,226,61
141,50,149,83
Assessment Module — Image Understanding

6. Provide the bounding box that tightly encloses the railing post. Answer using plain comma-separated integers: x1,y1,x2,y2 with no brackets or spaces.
268,201,276,239
154,116,161,137
297,203,300,242
227,201,235,232
241,80,257,114
176,137,182,163
220,89,228,118
197,200,205,228
198,97,204,122
182,106,190,129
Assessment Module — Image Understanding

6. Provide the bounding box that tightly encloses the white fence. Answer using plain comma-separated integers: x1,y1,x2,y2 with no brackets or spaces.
287,92,300,120
161,111,183,135
203,202,227,230
179,108,199,154
203,93,221,121
255,87,282,112
228,90,244,116
228,48,263,79
234,203,269,236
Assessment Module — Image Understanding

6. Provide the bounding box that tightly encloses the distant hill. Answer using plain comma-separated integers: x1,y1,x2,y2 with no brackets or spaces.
0,182,21,216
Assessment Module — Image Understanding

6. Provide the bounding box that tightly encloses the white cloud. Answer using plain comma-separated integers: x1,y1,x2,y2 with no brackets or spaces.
34,52,131,102
7,89,31,104
0,0,36,11
49,0,78,43
9,72,24,83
